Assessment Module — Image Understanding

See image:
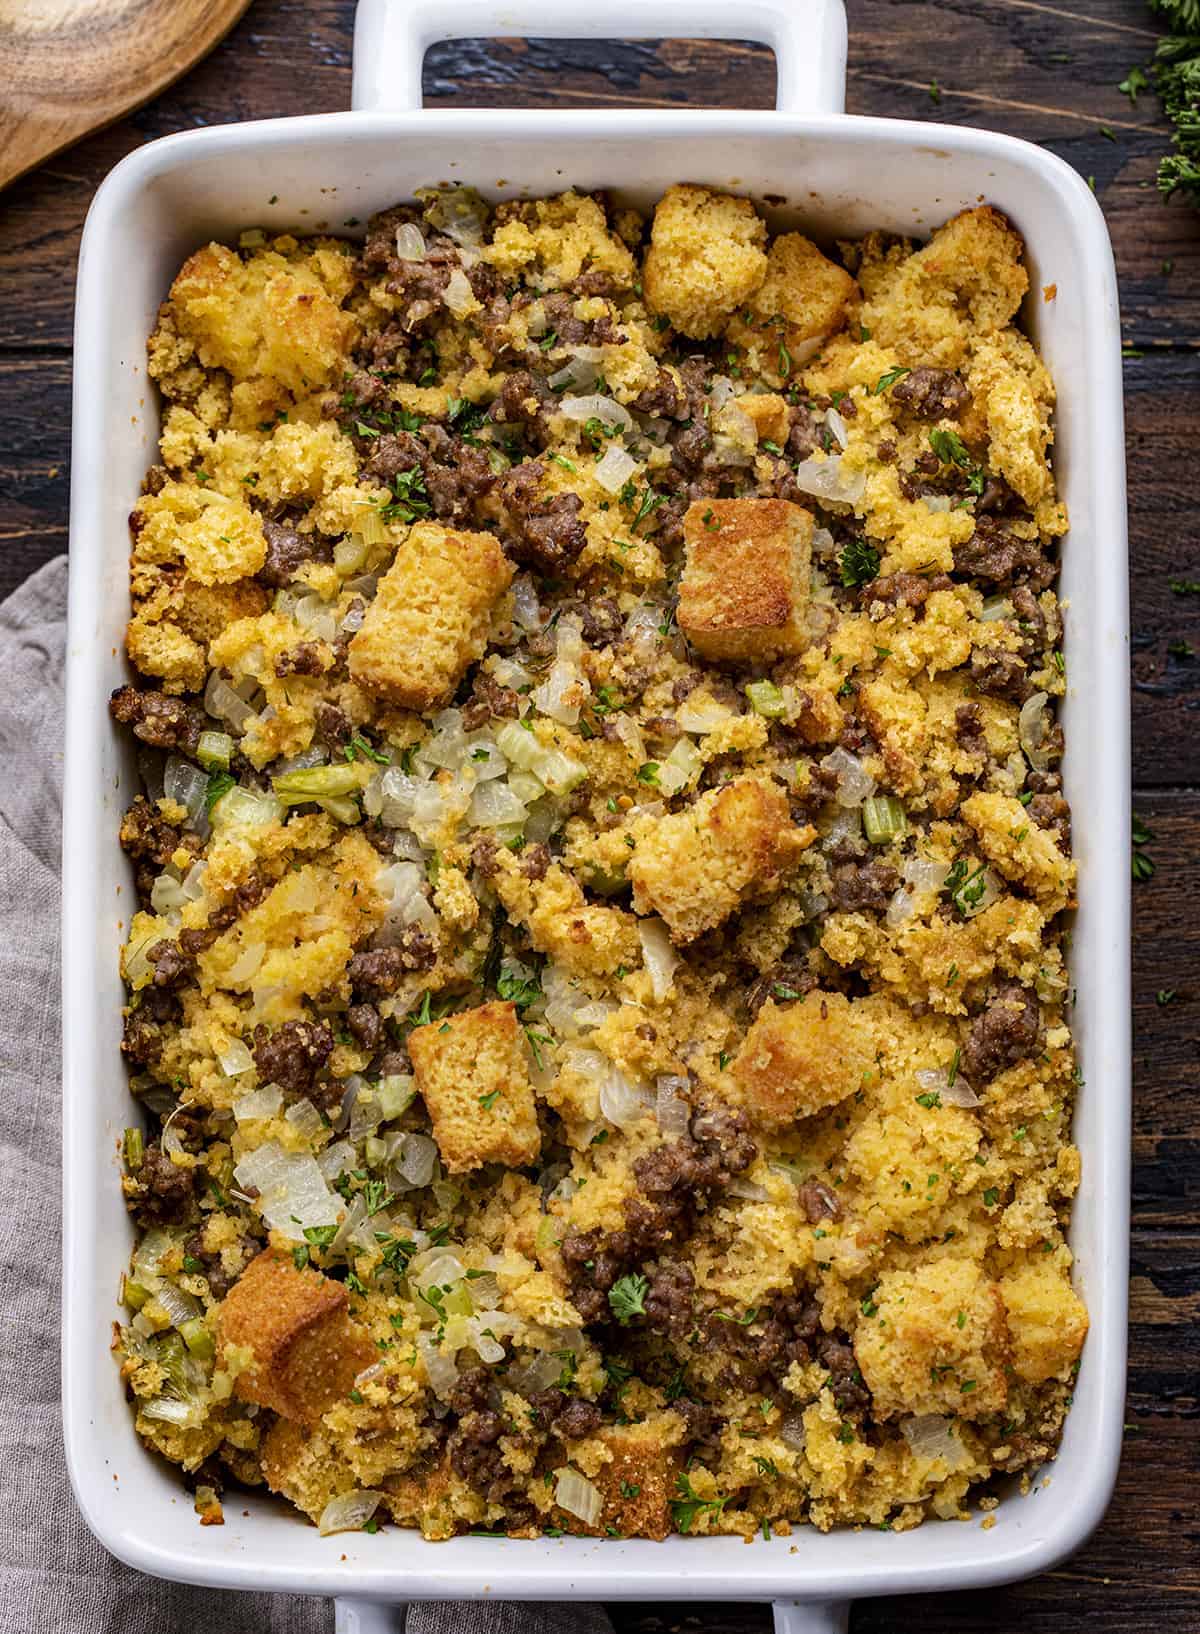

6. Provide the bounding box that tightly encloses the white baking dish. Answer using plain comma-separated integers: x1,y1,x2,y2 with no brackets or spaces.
61,2,1131,1630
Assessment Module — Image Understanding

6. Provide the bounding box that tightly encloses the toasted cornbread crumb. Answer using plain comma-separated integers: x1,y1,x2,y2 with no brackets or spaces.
409,1001,541,1173
678,498,814,662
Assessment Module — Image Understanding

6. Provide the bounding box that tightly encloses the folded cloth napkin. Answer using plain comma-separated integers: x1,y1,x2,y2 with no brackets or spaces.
0,557,614,1634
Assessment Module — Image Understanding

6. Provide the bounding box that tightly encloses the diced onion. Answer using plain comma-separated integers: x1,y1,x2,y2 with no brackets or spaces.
317,1139,355,1180
922,493,954,513
820,746,876,808
1019,691,1055,773
318,1490,383,1536
825,407,849,450
638,919,678,1001
915,1066,980,1108
593,443,640,494
656,736,702,797
655,1075,691,1140
554,1467,602,1528
901,1414,968,1469
233,1142,338,1237
395,222,427,260
418,184,488,248
512,576,543,633
886,857,952,929
727,1177,770,1202
444,267,476,316
154,1281,201,1327
416,1333,459,1399
234,1084,283,1122
792,454,865,507
811,526,837,559
979,596,1014,623
141,1396,204,1428
780,1412,807,1450
558,394,633,435
548,349,604,393
468,779,527,829
294,594,337,643
218,1038,254,1077
375,860,438,934
532,656,590,727
164,757,209,831
285,1097,326,1140
204,670,256,733
676,697,733,735
225,940,266,985
212,786,283,831
150,871,188,918
398,1132,438,1189
599,1064,654,1130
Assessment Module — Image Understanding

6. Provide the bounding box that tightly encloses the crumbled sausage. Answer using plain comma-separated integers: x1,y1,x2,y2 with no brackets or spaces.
746,958,819,1018
970,645,1029,702
347,936,436,997
259,519,332,587
796,1179,842,1224
110,686,205,754
960,984,1042,1084
461,671,520,731
251,1019,335,1097
275,643,325,678
863,572,952,611
119,796,202,904
504,490,589,576
890,367,970,420
827,860,899,914
643,1262,695,1336
954,518,1055,592
315,700,353,746
955,701,987,756
130,1142,197,1228
346,1003,384,1050
146,939,194,989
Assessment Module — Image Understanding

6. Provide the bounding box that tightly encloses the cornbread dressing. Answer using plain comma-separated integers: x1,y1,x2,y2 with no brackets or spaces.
111,184,1087,1543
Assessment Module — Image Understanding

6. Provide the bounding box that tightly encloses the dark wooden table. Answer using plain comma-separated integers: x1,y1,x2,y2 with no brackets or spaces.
3,1,1196,1627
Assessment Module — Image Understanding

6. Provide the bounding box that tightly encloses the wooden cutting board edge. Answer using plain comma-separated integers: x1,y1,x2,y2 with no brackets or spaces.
0,0,255,193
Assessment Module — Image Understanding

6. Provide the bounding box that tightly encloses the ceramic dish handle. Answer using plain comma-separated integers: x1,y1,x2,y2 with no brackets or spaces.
351,0,848,117
332,1602,844,1631
334,1599,407,1633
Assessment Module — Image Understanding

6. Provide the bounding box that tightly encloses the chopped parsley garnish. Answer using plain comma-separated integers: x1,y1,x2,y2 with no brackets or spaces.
479,1089,501,1111
204,771,235,813
670,1472,728,1533
838,537,881,588
608,1272,649,1325
872,366,911,394
928,427,985,495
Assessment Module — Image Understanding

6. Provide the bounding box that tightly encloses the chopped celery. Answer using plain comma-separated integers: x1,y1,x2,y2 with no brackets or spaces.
495,722,587,796
745,679,787,719
862,795,907,845
316,795,363,825
657,736,702,796
123,1126,144,1171
272,764,365,804
179,1317,215,1361
377,1073,416,1120
196,730,234,771
211,785,283,830
123,1278,150,1311
335,534,371,574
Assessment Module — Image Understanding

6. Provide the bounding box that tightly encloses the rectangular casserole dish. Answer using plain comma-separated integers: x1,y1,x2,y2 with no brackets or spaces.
62,2,1131,1629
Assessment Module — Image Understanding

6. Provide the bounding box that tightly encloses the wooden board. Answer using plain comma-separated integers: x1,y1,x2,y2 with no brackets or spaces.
0,2,1196,1627
0,0,252,190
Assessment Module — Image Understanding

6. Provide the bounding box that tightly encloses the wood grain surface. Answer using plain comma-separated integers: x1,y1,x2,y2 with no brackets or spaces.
1,2,1196,1628
0,0,253,190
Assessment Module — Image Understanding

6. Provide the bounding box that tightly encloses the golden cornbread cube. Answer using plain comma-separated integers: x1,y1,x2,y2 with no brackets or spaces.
736,391,791,446
629,775,812,944
999,1260,1089,1384
678,497,813,663
727,233,859,368
168,242,356,392
217,1250,375,1425
643,184,768,339
733,990,875,1127
348,522,514,710
854,1259,1010,1420
590,1416,685,1542
409,1000,541,1174
960,790,1076,917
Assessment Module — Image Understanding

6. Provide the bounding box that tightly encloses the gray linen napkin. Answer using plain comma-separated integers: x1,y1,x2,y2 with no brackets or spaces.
0,557,613,1634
